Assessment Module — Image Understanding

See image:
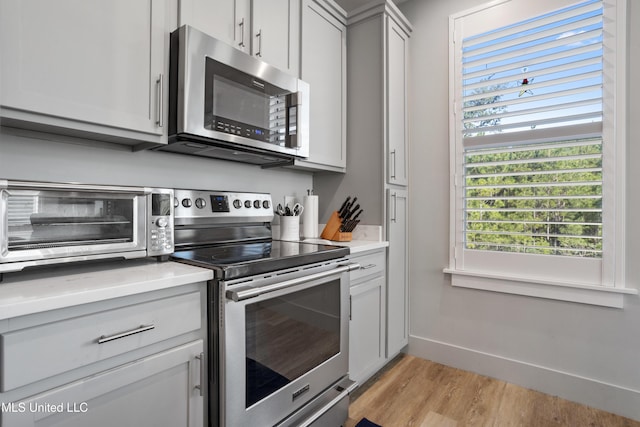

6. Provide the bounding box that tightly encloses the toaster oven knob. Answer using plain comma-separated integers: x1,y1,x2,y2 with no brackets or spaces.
244,200,252,208
195,198,207,209
262,200,270,209
233,199,242,209
182,198,192,208
253,200,261,209
156,217,168,228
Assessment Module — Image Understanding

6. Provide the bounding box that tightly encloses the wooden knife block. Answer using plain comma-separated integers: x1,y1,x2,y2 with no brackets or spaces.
320,211,352,242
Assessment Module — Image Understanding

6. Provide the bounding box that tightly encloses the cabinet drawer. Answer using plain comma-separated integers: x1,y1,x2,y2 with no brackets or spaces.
0,291,202,392
350,250,386,283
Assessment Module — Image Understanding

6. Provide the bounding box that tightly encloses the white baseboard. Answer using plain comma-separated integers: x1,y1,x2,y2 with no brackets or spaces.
408,335,640,422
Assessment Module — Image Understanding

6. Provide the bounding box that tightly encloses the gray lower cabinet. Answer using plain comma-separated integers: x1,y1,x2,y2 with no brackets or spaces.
349,248,386,385
386,189,409,357
1,340,204,427
0,283,206,427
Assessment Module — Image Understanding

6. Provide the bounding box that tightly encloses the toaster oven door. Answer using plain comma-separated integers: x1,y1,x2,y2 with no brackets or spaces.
0,183,147,272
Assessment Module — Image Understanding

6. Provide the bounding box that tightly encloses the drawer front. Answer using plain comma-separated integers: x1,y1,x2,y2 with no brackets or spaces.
0,291,201,392
350,250,386,284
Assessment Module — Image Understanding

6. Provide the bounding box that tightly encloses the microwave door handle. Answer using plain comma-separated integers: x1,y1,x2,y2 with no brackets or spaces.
285,92,301,149
226,263,360,302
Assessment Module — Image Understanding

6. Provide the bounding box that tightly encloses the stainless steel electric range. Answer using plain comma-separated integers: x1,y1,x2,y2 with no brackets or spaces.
170,188,359,427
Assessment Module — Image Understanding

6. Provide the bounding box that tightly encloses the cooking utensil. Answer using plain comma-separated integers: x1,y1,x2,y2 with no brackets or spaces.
292,203,304,216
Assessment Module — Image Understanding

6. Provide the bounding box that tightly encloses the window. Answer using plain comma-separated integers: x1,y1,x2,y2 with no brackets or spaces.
446,0,633,307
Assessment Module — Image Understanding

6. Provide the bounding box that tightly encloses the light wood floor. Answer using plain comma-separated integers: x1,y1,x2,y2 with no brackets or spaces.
346,354,640,427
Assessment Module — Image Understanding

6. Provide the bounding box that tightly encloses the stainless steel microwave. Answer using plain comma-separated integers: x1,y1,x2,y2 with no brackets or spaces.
0,180,174,275
160,25,310,167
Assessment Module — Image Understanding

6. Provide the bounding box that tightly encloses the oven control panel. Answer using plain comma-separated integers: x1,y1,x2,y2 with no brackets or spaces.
173,189,273,222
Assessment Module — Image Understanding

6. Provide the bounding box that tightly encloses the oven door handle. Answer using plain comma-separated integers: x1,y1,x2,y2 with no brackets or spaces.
226,263,360,302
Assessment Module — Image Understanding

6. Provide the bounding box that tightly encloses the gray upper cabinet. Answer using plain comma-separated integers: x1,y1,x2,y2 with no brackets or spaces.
179,0,300,76
345,0,411,188
0,0,171,147
386,18,409,186
179,0,242,48
292,0,347,172
251,0,300,75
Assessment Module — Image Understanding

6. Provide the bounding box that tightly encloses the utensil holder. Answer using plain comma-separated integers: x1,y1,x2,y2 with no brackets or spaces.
280,215,300,241
320,211,352,242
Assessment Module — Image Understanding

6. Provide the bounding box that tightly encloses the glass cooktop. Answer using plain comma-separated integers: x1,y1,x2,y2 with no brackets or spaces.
171,240,349,280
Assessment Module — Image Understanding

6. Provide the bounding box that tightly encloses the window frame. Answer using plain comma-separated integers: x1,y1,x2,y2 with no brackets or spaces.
445,0,634,308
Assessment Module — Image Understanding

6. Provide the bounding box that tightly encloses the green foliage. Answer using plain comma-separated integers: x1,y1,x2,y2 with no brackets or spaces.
464,141,603,258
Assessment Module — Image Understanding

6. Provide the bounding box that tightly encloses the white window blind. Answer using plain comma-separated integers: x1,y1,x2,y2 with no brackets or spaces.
465,138,602,257
448,0,629,302
460,0,604,259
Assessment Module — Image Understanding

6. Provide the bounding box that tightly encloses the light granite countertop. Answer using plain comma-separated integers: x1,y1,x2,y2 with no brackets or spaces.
0,260,213,320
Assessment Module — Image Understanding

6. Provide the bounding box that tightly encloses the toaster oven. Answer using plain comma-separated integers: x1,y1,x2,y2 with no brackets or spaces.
0,180,174,276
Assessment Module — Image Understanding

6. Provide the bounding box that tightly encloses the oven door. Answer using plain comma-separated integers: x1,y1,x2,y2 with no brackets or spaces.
0,181,147,273
220,262,358,427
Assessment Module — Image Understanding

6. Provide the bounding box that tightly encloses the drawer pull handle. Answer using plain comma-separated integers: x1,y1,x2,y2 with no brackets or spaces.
97,324,155,344
361,264,377,270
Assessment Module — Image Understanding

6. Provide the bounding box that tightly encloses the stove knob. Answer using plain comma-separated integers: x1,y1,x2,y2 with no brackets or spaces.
174,197,179,208
244,200,252,208
182,198,192,208
262,200,270,209
195,198,206,209
233,199,242,209
253,200,261,209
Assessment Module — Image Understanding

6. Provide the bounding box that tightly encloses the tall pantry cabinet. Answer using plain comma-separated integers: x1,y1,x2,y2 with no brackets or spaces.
315,0,411,359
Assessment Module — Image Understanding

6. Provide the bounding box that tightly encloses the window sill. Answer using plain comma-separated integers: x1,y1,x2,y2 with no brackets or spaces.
443,268,638,308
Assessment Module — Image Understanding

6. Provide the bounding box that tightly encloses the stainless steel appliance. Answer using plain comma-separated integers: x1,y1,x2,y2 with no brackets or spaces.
160,25,310,167
0,180,174,276
170,188,358,427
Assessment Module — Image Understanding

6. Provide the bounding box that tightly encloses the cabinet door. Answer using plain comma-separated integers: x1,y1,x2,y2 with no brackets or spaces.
1,341,205,427
349,276,385,385
179,0,250,53
0,0,166,138
386,18,409,186
251,0,299,75
297,0,347,171
386,189,408,356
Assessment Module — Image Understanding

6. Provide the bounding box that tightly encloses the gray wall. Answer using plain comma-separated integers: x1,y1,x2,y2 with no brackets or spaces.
400,0,640,420
0,128,313,210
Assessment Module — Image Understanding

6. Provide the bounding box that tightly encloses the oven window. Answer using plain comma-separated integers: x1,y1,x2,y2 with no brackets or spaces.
6,192,135,250
245,279,341,408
